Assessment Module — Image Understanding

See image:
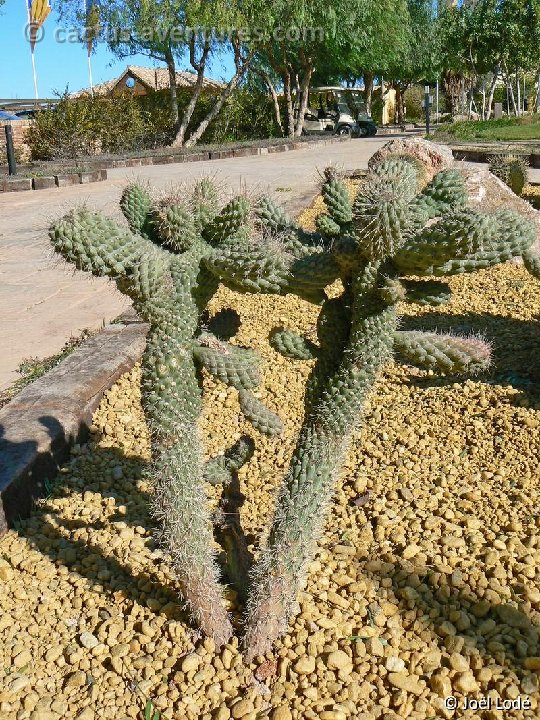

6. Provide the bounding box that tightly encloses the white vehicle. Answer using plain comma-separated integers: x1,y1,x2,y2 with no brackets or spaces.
302,87,378,137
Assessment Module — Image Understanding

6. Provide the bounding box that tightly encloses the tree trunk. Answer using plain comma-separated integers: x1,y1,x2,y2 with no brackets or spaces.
283,68,295,138
260,71,283,134
486,68,499,119
293,62,313,137
535,69,540,112
185,59,252,147
364,72,374,115
503,63,518,116
516,69,521,116
172,37,211,147
164,46,179,135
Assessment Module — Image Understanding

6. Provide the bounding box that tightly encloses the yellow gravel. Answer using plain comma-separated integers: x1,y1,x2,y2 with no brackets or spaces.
1,201,540,720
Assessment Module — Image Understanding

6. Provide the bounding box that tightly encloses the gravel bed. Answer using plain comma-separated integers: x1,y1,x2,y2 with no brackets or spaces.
0,202,540,720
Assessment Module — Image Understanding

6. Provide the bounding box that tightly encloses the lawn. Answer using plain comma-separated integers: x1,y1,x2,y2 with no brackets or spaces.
432,115,540,143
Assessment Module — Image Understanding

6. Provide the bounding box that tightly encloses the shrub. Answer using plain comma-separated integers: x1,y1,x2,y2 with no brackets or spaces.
26,92,149,160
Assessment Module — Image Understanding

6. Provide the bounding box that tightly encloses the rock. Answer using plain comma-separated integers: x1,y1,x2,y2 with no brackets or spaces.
110,643,129,658
271,707,292,720
9,676,30,693
0,560,13,582
386,657,406,672
231,699,255,718
402,544,421,560
387,672,424,695
79,632,99,650
214,708,231,720
181,654,201,673
65,671,87,688
524,657,540,671
326,650,352,672
495,604,530,629
13,650,32,668
365,637,384,657
453,671,478,694
431,673,452,698
422,650,442,673
294,656,316,674
140,621,155,637
319,711,347,720
449,653,469,672
76,709,95,720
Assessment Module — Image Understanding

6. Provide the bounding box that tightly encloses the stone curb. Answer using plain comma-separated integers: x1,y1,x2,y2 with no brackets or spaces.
0,169,108,193
452,147,540,168
1,136,352,193
0,319,148,535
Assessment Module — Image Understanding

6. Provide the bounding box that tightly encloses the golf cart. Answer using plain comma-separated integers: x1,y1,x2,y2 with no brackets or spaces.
302,86,377,137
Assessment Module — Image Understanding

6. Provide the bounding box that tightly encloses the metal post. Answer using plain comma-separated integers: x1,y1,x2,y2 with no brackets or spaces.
4,125,17,176
436,80,439,124
424,85,431,135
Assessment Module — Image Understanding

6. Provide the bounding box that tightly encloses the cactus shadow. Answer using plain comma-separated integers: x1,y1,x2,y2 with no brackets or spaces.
398,310,540,393
360,558,540,681
6,441,196,628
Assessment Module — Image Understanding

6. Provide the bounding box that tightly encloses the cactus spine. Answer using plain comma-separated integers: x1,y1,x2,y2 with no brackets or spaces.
488,154,529,196
243,143,536,660
49,181,283,645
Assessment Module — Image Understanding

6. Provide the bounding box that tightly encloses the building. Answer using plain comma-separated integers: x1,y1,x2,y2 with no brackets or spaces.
71,65,225,99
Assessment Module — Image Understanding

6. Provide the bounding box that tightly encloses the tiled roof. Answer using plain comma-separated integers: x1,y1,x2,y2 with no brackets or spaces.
71,65,225,98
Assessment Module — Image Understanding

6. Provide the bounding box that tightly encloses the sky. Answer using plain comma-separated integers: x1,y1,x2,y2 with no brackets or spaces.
0,0,235,99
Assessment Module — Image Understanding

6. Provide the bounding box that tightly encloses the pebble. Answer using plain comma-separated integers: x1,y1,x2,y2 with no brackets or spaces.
453,671,479,694
387,673,424,695
326,650,352,672
1,202,540,720
294,656,316,674
385,657,406,672
181,653,201,673
271,707,292,720
79,633,99,650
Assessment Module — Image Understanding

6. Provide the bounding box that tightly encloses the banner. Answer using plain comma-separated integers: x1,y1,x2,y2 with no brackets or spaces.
28,0,52,51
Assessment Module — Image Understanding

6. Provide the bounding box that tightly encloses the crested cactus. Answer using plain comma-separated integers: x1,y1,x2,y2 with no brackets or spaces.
49,180,284,646
242,147,537,660
488,154,529,196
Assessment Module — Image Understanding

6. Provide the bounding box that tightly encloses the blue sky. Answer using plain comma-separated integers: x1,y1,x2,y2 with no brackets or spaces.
0,0,235,99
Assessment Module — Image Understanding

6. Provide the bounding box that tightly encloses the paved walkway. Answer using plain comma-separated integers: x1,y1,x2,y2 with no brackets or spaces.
0,137,389,390
1,136,539,390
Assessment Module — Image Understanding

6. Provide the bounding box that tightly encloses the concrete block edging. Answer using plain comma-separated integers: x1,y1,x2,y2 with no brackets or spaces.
0,319,148,535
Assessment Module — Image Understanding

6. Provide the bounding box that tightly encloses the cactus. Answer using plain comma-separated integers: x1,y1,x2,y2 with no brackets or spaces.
49,181,284,646
242,147,537,660
489,154,529,196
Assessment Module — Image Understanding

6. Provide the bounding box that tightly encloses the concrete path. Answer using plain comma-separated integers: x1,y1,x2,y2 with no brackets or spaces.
0,137,388,390
1,135,539,390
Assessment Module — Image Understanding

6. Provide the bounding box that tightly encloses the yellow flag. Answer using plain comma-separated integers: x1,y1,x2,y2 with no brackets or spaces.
28,0,52,50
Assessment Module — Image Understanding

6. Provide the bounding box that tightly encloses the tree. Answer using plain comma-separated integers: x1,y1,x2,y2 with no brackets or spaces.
55,0,255,146
253,0,411,136
386,0,441,124
438,0,540,118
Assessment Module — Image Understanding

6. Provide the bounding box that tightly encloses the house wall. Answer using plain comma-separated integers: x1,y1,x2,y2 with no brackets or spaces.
111,77,151,97
0,120,32,163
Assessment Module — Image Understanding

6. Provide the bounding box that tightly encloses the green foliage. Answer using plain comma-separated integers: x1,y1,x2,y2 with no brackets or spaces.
432,116,540,143
26,93,149,161
26,88,280,161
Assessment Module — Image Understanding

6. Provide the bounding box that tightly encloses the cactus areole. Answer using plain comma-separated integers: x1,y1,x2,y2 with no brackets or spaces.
49,181,287,645
238,150,536,660
49,139,537,659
